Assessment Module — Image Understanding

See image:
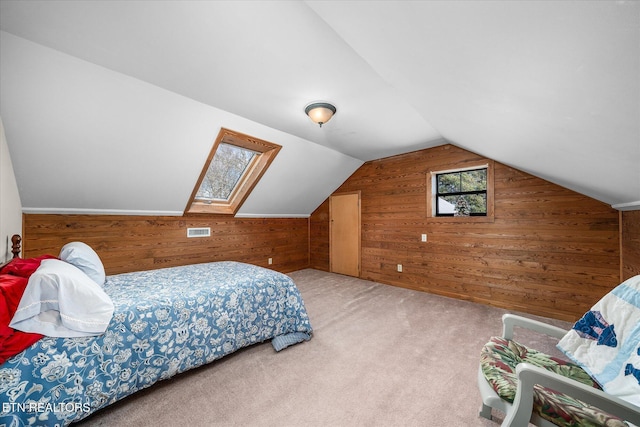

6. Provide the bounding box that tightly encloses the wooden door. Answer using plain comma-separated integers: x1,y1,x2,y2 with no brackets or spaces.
330,192,360,277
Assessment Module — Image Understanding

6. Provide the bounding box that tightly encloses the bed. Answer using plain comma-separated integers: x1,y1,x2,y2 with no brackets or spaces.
0,236,313,426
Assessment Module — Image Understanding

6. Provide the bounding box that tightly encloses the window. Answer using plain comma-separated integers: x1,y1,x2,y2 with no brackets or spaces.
427,161,494,222
196,143,257,201
185,128,281,215
436,168,487,216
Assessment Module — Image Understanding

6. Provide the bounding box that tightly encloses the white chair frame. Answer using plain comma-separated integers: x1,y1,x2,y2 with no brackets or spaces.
478,314,640,426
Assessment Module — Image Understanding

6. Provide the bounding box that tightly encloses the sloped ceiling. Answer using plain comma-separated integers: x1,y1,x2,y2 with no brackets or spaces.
0,0,638,216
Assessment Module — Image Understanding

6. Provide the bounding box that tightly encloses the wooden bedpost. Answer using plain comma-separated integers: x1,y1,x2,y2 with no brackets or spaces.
11,234,21,258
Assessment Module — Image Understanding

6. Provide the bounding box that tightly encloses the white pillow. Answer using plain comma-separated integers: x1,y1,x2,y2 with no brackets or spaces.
10,259,114,337
59,241,106,286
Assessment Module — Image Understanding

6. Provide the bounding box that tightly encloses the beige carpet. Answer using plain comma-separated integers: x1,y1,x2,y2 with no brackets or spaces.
76,269,572,426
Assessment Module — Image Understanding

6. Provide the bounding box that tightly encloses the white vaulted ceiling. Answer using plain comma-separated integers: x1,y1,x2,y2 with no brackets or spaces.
0,0,638,216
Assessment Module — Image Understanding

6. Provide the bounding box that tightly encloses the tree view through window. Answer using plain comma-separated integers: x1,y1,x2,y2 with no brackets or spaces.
185,128,281,215
436,168,487,216
196,143,257,201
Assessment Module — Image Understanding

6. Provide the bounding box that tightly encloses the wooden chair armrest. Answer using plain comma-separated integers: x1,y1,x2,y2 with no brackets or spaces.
501,313,568,340
503,363,640,426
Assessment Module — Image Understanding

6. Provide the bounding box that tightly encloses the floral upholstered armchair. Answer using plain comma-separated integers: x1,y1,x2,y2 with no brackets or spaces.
478,275,640,427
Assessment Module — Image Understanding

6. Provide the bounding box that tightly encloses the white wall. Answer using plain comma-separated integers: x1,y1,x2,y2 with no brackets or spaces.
0,32,363,217
0,116,22,262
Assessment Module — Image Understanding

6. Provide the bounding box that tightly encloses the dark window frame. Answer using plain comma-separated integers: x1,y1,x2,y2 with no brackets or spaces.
435,168,488,217
426,160,495,223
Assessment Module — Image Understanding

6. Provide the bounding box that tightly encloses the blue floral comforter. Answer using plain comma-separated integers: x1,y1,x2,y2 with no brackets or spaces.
0,261,312,426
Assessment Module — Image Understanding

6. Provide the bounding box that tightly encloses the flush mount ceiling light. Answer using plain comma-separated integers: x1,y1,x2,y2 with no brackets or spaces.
305,102,336,127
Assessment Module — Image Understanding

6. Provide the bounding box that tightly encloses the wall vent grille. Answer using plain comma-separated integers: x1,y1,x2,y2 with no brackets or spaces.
187,227,211,238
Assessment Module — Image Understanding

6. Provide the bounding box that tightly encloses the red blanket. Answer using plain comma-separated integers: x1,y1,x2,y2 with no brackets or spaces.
0,255,56,364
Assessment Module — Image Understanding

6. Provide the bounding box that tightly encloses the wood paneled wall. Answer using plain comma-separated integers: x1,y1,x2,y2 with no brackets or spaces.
622,210,640,280
310,144,620,321
23,214,309,275
20,145,632,321
309,199,330,271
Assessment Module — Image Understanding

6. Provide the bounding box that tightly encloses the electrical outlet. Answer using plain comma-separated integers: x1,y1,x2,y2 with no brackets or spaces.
421,233,427,242
397,264,403,272
268,258,273,265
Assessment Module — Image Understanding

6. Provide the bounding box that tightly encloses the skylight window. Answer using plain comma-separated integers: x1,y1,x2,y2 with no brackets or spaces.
185,128,281,215
196,143,258,201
